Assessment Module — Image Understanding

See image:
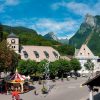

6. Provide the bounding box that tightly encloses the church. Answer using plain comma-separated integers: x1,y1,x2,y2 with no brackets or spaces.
7,32,60,62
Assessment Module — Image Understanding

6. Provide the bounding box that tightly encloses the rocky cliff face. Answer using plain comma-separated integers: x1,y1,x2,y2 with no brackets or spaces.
44,32,69,44
44,32,59,41
85,14,96,27
69,14,100,55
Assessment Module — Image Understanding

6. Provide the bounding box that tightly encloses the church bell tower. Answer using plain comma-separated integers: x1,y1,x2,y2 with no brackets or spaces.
7,32,19,53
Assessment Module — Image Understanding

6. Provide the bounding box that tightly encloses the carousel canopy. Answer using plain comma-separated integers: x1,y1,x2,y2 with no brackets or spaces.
9,69,26,83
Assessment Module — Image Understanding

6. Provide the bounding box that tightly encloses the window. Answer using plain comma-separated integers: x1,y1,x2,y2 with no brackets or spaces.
44,51,49,58
23,51,28,58
53,51,58,58
84,48,85,50
12,46,15,48
88,53,90,55
34,51,39,58
80,53,82,55
11,39,15,43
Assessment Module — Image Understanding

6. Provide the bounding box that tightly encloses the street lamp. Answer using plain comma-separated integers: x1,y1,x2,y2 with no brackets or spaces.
88,60,94,78
44,61,50,92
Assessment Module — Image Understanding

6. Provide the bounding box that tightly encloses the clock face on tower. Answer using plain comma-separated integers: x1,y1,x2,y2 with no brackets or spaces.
11,39,15,43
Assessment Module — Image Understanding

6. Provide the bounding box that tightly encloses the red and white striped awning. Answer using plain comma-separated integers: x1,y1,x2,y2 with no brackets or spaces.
9,69,26,81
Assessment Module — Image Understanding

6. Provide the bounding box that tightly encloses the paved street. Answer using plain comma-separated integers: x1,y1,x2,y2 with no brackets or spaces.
0,77,99,100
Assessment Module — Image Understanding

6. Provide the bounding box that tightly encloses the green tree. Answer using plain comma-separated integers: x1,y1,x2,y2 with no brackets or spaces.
37,59,48,76
37,59,48,84
84,59,94,77
17,59,37,75
54,45,75,56
49,60,59,78
0,40,19,72
26,60,37,75
17,60,28,75
70,58,81,72
58,59,71,79
84,59,94,71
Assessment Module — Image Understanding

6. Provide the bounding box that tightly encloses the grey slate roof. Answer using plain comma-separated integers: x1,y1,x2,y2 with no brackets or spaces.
8,32,18,38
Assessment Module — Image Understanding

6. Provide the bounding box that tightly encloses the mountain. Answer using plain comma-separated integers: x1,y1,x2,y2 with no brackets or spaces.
2,25,60,46
44,32,69,44
1,25,75,56
44,32,59,41
69,14,100,56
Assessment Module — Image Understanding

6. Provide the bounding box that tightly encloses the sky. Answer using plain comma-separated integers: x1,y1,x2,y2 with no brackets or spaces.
0,0,100,39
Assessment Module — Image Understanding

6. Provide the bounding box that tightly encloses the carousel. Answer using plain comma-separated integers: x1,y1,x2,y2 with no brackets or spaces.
6,69,29,93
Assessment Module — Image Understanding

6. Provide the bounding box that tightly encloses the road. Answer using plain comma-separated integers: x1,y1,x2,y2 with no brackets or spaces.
0,77,99,100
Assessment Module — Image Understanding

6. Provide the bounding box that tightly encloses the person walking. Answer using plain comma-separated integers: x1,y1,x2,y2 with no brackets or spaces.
12,88,20,100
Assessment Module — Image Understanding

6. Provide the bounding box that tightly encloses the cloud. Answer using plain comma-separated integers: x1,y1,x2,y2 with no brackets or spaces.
3,17,79,39
4,19,26,26
58,33,75,39
67,2,94,16
51,1,67,10
30,18,79,38
5,0,20,6
0,0,20,13
51,1,100,16
0,4,5,12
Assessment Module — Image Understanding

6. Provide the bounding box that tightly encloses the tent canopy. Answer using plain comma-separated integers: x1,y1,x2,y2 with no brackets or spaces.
9,69,26,83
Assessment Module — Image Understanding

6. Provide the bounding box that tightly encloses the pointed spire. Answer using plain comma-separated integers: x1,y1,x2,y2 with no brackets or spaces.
15,69,18,73
8,32,18,38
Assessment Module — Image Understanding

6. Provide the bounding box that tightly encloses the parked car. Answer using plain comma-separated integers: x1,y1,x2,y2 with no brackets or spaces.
70,72,81,77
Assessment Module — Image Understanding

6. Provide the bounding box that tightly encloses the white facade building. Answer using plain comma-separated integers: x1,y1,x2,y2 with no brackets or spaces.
75,44,99,74
7,33,60,62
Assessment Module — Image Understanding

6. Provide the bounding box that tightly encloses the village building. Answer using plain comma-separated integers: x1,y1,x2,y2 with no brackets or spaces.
75,44,99,74
7,33,60,62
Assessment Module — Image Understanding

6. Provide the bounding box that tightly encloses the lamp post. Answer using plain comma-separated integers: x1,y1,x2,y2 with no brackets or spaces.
89,60,94,78
44,61,50,92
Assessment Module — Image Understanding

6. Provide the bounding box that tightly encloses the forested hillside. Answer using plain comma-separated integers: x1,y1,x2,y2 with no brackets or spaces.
0,25,75,56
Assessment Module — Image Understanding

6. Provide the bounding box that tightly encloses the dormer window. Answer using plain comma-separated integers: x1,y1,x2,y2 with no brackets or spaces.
44,51,49,58
23,51,28,58
11,39,15,43
34,51,39,58
53,51,58,58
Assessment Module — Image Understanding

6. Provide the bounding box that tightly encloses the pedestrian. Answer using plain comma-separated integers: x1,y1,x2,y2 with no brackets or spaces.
11,88,20,100
34,89,38,95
